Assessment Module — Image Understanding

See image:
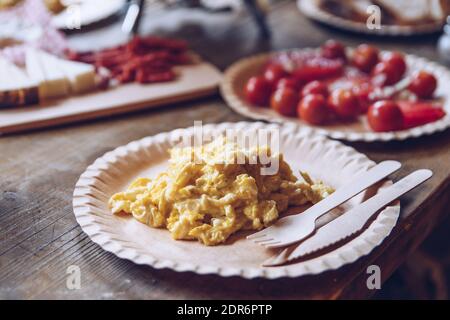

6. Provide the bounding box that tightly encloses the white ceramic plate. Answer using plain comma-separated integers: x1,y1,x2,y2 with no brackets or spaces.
52,0,126,30
221,51,450,142
73,122,400,279
297,0,445,36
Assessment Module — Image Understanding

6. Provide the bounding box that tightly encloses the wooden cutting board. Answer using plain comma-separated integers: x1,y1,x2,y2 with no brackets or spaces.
0,62,222,134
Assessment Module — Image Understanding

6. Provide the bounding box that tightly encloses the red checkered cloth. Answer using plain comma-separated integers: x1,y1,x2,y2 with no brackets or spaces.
0,0,68,64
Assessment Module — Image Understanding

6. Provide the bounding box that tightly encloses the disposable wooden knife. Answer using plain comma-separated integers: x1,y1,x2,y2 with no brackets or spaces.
263,169,433,267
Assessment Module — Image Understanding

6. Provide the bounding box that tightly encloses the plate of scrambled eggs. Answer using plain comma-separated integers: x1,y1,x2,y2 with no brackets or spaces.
73,122,400,279
108,136,334,246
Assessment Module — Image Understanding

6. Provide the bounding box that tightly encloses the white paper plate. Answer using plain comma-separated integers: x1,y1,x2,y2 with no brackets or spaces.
52,0,126,30
297,0,445,36
221,51,450,142
73,122,400,279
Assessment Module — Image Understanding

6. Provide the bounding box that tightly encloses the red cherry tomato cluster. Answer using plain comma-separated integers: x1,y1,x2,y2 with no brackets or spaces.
243,40,446,132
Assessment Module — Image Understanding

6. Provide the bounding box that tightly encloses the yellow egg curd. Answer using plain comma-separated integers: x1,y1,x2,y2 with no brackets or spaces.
108,137,333,246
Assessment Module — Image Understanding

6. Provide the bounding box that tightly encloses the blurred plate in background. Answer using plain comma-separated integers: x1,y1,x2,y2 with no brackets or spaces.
297,0,446,36
52,0,126,30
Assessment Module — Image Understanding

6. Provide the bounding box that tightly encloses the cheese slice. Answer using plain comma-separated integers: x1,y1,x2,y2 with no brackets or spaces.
25,48,70,100
0,56,39,108
54,58,96,94
2,48,96,107
26,49,97,98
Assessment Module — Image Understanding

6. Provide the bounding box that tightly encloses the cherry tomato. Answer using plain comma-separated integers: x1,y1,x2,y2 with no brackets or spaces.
301,80,329,98
264,64,289,87
408,71,437,99
270,87,299,117
398,101,446,129
292,58,343,82
321,40,347,61
245,76,272,106
372,61,402,86
367,100,404,132
383,52,407,78
298,94,329,125
276,77,300,90
351,44,379,73
352,83,374,113
328,88,360,119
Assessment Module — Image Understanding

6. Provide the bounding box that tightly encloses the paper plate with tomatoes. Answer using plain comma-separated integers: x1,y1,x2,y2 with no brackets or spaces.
221,41,450,141
297,0,446,37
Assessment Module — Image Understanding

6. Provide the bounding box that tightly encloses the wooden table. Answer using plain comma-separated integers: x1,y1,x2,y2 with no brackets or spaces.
1,1,449,299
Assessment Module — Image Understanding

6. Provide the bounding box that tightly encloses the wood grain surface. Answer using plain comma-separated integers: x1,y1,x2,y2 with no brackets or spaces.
0,0,449,299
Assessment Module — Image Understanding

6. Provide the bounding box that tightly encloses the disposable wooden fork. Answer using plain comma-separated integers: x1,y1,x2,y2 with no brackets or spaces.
247,160,402,248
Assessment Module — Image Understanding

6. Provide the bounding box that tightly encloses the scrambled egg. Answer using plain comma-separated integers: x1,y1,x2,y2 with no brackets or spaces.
109,137,333,246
